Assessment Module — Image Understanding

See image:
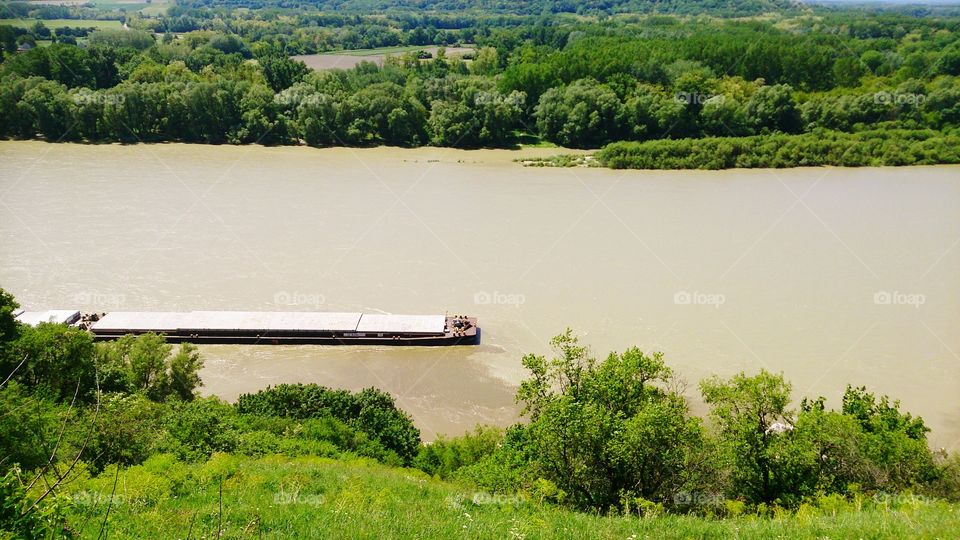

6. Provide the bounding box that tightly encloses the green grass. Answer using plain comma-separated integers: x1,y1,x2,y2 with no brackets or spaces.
137,5,169,17
0,18,123,30
52,453,960,539
84,0,170,12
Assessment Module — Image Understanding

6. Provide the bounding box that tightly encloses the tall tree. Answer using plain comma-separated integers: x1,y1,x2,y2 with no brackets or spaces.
518,330,706,510
701,370,793,504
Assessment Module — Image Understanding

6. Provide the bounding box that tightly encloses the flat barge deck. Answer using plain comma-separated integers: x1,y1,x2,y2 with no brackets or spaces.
14,310,480,346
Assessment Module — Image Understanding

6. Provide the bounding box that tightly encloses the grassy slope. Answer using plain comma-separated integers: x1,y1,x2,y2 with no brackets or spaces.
56,453,960,539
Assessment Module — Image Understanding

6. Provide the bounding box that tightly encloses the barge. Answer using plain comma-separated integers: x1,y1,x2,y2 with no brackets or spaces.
14,309,480,346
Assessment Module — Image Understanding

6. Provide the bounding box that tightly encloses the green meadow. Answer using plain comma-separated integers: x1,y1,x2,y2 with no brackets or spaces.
54,454,960,539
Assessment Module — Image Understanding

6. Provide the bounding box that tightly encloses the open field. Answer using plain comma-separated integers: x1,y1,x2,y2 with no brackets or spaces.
11,0,89,4
93,0,170,13
294,45,474,70
2,0,169,14
0,18,123,29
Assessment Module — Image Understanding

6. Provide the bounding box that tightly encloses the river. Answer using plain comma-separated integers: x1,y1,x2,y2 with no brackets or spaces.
1,141,958,447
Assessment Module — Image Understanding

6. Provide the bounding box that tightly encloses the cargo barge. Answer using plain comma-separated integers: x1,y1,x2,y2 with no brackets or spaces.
14,309,480,346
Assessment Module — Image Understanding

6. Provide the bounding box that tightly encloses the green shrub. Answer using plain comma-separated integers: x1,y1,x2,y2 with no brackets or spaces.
511,330,708,511
596,130,960,170
236,384,421,464
0,466,64,538
414,425,504,479
85,393,167,472
11,323,96,402
157,397,239,461
0,381,73,471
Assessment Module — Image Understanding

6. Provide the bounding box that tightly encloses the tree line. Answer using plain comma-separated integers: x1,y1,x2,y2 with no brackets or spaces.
1,13,959,162
2,46,959,150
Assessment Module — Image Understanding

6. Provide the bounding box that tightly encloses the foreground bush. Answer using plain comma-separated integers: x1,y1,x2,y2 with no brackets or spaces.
428,331,957,514
414,425,505,479
236,383,421,464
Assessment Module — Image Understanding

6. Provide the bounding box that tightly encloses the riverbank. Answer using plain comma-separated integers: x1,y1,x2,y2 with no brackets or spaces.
522,129,960,170
9,127,959,172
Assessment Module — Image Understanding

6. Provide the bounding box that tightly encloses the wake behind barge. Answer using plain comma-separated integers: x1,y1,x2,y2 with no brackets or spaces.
14,310,480,346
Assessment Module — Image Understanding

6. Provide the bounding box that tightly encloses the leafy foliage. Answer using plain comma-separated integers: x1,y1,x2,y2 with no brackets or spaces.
10,323,96,402
512,330,708,510
701,373,942,507
701,370,795,505
96,333,205,401
236,383,421,464
535,78,621,148
0,466,63,539
414,425,504,479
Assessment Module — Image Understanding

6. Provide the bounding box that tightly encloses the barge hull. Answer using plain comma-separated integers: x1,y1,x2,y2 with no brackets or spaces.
81,311,479,346
89,329,480,346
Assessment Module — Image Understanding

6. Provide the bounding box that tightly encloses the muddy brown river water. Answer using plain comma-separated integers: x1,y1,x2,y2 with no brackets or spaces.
1,141,958,447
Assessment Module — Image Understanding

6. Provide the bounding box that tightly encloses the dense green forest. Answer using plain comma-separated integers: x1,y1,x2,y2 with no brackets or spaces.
171,0,800,17
1,287,959,537
1,4,959,168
